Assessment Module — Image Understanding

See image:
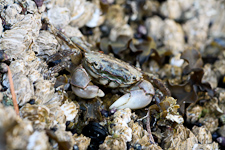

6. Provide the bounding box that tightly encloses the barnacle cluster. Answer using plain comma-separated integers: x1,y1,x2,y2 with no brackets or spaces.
0,0,225,149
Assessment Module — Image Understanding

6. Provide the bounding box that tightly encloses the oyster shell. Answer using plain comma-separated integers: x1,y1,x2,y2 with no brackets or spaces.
129,120,163,150
0,13,41,59
73,134,91,150
60,100,79,121
27,131,50,150
0,104,33,150
99,136,127,150
47,6,70,29
164,125,198,149
20,104,53,130
36,30,59,57
192,126,212,144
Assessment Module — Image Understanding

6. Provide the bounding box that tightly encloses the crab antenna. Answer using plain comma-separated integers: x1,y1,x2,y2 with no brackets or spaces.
42,18,87,53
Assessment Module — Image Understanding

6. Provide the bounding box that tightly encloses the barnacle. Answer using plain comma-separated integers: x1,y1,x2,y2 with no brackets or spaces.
36,30,59,57
20,104,53,130
60,100,79,121
109,24,133,42
186,104,203,124
55,129,75,148
47,6,70,29
27,131,50,150
2,3,24,25
73,134,91,150
129,120,163,150
108,108,132,142
149,97,183,125
202,64,218,88
0,104,33,150
199,114,219,133
99,136,127,150
105,5,125,28
192,126,219,149
164,125,198,149
9,74,34,106
192,126,212,144
46,0,104,28
145,18,184,55
0,13,41,59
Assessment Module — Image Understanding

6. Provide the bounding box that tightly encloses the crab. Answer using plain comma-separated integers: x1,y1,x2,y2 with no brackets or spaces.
44,19,171,110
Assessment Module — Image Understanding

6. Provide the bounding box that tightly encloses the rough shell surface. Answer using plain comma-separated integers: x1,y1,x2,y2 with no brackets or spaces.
0,104,33,150
55,129,75,148
60,100,79,121
20,104,53,130
0,14,41,59
192,126,212,144
47,6,70,29
99,136,127,150
164,125,198,149
36,30,59,57
110,108,132,142
129,120,163,150
27,131,50,150
73,134,91,150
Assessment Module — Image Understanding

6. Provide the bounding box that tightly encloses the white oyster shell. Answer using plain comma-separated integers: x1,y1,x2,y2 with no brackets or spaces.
12,74,34,106
109,24,133,42
47,6,70,29
36,30,59,57
60,100,79,121
0,14,41,59
145,17,184,55
163,19,185,55
47,0,104,28
3,3,24,25
110,108,132,142
166,114,184,124
27,131,50,150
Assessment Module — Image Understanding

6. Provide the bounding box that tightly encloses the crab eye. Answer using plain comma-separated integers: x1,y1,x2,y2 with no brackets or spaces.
93,62,100,68
132,76,136,80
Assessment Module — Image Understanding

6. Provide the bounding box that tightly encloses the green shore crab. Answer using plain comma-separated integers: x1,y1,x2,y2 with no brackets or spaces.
44,19,171,110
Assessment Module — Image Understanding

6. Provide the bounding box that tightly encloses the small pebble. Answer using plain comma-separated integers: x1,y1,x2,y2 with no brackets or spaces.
73,145,79,150
133,143,142,150
28,99,35,105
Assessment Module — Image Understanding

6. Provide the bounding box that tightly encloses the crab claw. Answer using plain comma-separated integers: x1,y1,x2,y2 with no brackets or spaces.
109,80,155,109
72,85,104,99
71,65,105,99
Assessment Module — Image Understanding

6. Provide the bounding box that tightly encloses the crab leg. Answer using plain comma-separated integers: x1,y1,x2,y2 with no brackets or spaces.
109,80,155,109
71,65,105,99
143,72,171,100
